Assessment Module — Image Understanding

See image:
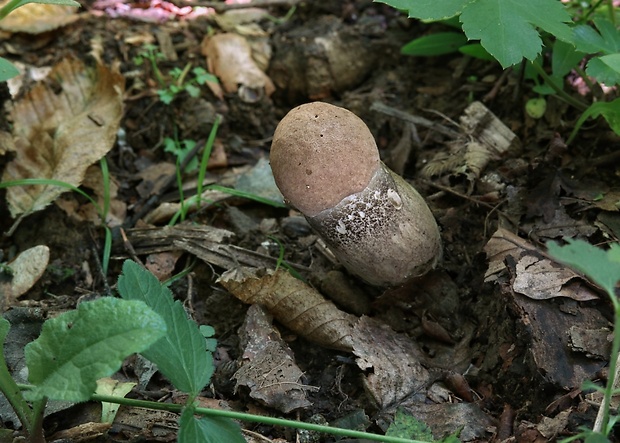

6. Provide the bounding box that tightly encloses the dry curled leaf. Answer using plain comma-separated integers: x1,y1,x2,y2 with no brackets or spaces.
0,3,79,33
484,228,598,301
201,33,275,101
234,305,315,413
2,56,124,221
218,267,356,351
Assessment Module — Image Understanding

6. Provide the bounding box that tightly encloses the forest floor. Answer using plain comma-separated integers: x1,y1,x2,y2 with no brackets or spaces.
1,0,620,442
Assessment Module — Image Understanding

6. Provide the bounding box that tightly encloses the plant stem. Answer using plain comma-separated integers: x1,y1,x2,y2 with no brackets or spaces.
594,294,620,434
29,398,47,443
529,61,588,111
196,114,221,207
89,393,427,443
0,354,33,432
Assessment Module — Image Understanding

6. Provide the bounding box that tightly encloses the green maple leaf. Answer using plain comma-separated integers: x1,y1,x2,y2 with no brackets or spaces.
460,0,572,68
375,0,573,68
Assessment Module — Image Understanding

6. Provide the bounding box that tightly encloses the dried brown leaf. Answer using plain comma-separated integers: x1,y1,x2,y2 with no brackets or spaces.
484,228,598,301
0,3,79,33
218,267,356,351
2,56,124,219
201,33,275,99
351,316,430,409
0,245,49,310
234,305,315,413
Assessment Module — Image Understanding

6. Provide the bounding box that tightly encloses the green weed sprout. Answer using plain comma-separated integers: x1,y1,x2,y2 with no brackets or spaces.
548,239,620,440
0,157,114,276
134,44,217,105
168,114,285,226
0,260,433,443
377,0,620,142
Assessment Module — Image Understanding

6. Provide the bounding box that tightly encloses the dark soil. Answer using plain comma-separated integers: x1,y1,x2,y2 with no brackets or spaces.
1,0,620,442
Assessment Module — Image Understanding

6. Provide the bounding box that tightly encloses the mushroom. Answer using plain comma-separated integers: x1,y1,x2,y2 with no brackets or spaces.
269,102,442,287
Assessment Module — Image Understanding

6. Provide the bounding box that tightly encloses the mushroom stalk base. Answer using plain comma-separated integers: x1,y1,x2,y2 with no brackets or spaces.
306,163,442,287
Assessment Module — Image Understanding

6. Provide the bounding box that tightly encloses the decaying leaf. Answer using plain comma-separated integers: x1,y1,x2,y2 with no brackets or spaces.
218,267,356,352
201,33,275,101
2,56,124,221
0,3,79,33
484,228,598,301
0,245,50,310
55,165,127,227
351,316,430,409
234,305,315,413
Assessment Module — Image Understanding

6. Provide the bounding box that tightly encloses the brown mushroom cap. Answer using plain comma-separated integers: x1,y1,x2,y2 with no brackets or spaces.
270,102,381,217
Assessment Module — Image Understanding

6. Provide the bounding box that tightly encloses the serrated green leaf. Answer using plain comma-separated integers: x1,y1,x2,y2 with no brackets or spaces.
117,261,214,395
0,58,19,82
460,0,572,68
573,24,609,54
401,32,468,56
178,407,245,443
587,54,620,86
594,18,620,52
373,0,469,20
24,297,166,402
552,40,585,77
386,409,434,440
547,238,620,296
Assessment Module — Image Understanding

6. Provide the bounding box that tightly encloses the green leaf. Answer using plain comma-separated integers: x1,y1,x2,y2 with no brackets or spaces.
460,0,573,68
24,297,166,402
593,18,620,53
0,58,19,82
567,98,620,143
401,32,468,56
547,238,620,296
373,0,469,20
458,43,496,61
117,261,214,396
552,40,585,77
587,54,620,86
584,432,611,443
385,409,434,440
178,407,245,443
573,20,620,55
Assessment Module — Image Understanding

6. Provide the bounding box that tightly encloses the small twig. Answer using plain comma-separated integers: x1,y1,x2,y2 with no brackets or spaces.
370,101,461,139
483,68,511,103
120,227,141,264
421,179,506,212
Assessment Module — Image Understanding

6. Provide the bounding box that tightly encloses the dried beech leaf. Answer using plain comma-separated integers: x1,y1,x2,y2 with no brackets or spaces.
218,267,356,351
483,228,598,301
0,3,79,33
2,56,125,218
0,245,50,310
351,316,430,409
513,254,597,301
234,305,315,413
201,33,275,99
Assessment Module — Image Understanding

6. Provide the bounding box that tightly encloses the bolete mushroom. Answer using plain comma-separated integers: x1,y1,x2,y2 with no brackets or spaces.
270,102,442,287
